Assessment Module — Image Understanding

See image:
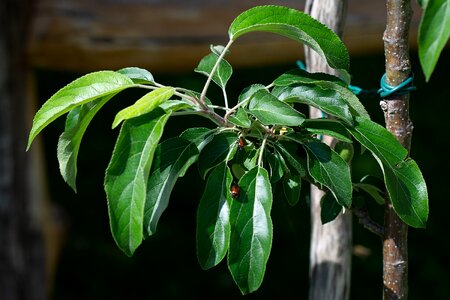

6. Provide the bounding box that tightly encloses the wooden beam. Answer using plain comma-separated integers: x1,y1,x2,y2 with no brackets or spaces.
28,0,423,72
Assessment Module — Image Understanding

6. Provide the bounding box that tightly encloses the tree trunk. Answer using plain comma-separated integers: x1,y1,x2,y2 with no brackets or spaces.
304,1,352,300
0,1,47,299
381,0,412,299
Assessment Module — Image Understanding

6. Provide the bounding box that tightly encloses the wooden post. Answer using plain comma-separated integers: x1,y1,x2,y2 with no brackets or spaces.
0,1,47,299
304,1,352,300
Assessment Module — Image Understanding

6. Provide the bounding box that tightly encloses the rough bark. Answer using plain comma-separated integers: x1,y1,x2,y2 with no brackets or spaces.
304,1,352,300
0,1,46,299
381,0,412,299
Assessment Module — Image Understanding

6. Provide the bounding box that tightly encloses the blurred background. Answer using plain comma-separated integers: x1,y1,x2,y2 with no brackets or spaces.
1,0,449,299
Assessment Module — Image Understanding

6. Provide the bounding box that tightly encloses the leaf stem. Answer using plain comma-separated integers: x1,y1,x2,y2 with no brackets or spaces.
224,96,250,120
200,39,234,105
222,88,229,110
258,136,268,167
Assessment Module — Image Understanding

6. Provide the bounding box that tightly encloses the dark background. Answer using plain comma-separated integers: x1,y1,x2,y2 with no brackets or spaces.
34,48,450,299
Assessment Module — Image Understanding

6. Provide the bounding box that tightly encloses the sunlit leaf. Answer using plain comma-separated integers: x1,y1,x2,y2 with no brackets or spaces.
195,53,233,89
112,87,174,129
28,71,134,149
229,5,349,73
418,0,450,81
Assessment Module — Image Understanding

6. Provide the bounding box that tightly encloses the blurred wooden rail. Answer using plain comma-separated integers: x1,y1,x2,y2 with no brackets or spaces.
28,0,423,73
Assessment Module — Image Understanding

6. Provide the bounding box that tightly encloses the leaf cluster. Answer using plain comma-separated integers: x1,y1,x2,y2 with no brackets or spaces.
27,5,428,294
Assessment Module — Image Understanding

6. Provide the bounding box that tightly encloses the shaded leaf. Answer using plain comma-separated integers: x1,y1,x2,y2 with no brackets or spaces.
228,167,273,294
228,108,251,128
304,141,352,207
302,119,353,143
57,95,112,191
112,87,174,129
320,192,342,224
197,162,233,269
283,174,302,206
28,71,134,149
273,85,353,125
248,89,305,126
144,137,200,237
267,151,284,184
158,99,194,112
274,141,307,177
273,69,370,119
104,108,170,256
354,183,385,205
228,5,349,73
347,117,428,227
116,67,155,84
198,131,238,179
273,68,345,87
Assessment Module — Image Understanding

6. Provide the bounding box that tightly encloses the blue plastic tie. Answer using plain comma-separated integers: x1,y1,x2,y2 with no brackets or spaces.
377,73,416,98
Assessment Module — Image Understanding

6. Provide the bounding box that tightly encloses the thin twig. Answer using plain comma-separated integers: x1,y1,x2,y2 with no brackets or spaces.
200,39,234,105
352,207,384,237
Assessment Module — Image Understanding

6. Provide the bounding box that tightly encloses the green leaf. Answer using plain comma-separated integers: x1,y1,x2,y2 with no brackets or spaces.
228,167,273,294
197,162,233,269
418,0,429,8
104,108,170,256
57,95,112,192
248,89,305,126
320,192,342,224
179,127,215,176
228,108,251,128
274,141,307,177
228,5,349,73
304,141,352,207
198,131,238,179
273,85,353,124
195,53,233,89
144,137,200,237
418,0,450,81
158,99,194,112
273,68,345,87
283,174,302,206
28,71,134,149
267,151,284,184
347,117,429,227
238,84,266,103
116,67,155,84
210,44,231,56
112,87,174,129
302,119,353,143
354,183,385,205
273,69,370,120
